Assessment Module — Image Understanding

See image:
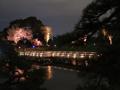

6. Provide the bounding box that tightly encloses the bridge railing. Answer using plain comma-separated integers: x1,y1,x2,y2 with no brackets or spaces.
18,50,98,59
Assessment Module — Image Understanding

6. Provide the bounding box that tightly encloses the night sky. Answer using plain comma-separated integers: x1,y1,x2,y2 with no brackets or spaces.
0,0,92,35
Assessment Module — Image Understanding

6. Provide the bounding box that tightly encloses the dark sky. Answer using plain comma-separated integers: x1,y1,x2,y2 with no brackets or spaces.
0,0,92,35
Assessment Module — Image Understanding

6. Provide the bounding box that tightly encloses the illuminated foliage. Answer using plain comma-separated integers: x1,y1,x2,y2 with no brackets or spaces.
7,27,33,43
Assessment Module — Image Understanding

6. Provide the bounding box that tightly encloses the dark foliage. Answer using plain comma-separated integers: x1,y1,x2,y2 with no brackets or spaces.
75,0,120,89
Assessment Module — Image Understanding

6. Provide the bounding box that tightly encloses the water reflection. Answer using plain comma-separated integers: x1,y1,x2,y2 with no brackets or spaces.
0,62,83,90
0,63,48,90
42,66,81,90
46,65,53,80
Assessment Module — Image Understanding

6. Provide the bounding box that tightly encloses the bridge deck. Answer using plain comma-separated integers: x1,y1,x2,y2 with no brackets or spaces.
18,50,98,59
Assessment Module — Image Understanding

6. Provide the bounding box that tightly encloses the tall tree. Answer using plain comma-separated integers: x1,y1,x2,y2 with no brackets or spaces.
74,0,120,50
75,0,120,89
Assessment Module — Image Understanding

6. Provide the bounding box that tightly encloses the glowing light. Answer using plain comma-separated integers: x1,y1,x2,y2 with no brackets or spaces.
108,35,112,45
101,26,113,45
7,27,32,43
41,26,52,44
32,45,35,48
83,35,87,42
73,54,77,59
80,54,85,58
15,67,24,76
52,53,55,57
32,52,36,56
89,55,92,58
20,77,26,81
72,60,76,65
36,53,39,57
32,64,40,70
85,60,88,66
46,66,52,80
39,53,43,57
56,52,60,56
19,52,24,56
32,38,42,46
67,54,70,58
102,28,107,36
60,53,65,57
84,38,87,42
46,33,50,43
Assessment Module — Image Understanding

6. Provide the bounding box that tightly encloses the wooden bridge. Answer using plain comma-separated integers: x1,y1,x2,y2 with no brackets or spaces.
17,49,101,67
18,49,98,59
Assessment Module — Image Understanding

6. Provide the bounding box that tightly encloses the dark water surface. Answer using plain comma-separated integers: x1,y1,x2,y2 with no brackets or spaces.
42,66,81,90
0,65,82,90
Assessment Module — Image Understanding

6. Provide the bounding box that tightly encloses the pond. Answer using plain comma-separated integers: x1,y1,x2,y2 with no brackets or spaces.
0,65,83,90
41,66,81,90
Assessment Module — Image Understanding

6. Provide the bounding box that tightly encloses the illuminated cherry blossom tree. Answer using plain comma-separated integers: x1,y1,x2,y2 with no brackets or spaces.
7,27,33,43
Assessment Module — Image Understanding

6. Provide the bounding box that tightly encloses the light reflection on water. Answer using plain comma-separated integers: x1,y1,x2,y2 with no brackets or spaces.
42,66,81,90
46,65,53,80
0,64,81,90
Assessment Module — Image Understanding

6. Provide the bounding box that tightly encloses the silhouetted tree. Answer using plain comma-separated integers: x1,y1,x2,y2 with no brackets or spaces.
74,0,120,35
53,32,76,47
75,0,120,89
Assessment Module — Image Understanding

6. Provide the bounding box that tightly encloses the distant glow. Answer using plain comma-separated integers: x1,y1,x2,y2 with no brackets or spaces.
41,26,52,44
32,45,35,48
15,67,24,75
108,35,112,45
40,53,43,57
85,60,88,66
54,45,57,47
89,55,92,58
101,27,113,45
102,28,107,36
73,54,77,59
72,60,76,65
32,64,40,70
20,77,26,81
52,53,55,57
80,54,85,58
56,52,60,56
32,52,36,56
46,33,50,43
84,35,87,42
84,38,87,42
67,54,70,58
36,53,39,57
32,38,42,46
19,52,24,56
